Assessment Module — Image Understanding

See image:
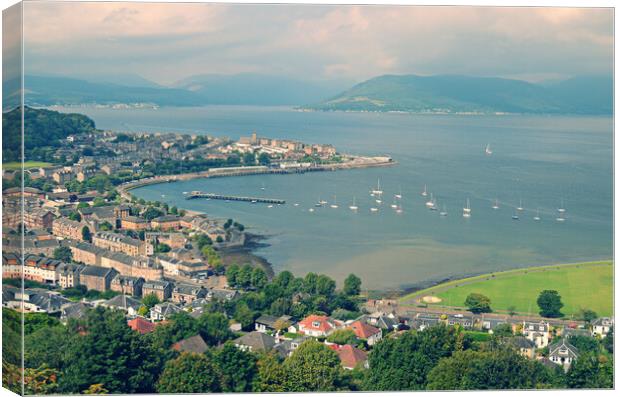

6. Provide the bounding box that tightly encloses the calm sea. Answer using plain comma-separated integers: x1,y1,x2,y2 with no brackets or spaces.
55,105,613,290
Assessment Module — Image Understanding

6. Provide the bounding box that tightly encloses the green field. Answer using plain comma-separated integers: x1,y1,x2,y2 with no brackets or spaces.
400,261,613,317
2,161,52,171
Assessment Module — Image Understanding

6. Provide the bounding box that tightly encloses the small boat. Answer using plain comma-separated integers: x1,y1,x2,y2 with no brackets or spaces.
390,201,398,209
308,208,314,212
267,205,273,208
260,183,266,191
492,199,499,210
533,209,541,221
485,143,493,155
330,195,339,209
421,184,428,197
558,199,566,213
370,207,379,212
371,178,383,195
251,200,258,204
375,199,382,204
396,206,403,214
182,191,188,195
517,199,523,212
315,197,325,207
440,205,448,216
425,193,435,208
556,216,565,222
395,186,402,199
349,197,358,211
463,198,471,218
293,203,299,207
512,211,519,220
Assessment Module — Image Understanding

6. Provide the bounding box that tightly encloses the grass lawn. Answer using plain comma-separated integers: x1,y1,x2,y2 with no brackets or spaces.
2,161,52,171
401,261,613,317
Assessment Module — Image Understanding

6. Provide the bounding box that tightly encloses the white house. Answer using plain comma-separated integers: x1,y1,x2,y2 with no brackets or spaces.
591,317,614,338
522,321,550,348
548,339,579,372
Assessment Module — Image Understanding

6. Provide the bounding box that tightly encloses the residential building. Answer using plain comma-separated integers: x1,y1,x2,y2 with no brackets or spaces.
128,317,162,334
53,218,90,240
150,302,182,321
508,336,536,359
121,216,151,231
347,320,382,346
172,335,209,354
110,275,145,297
79,266,118,292
234,331,276,353
592,317,614,338
171,284,207,305
150,215,182,230
57,263,85,288
548,339,579,371
142,280,173,301
101,294,142,316
328,344,369,370
522,321,551,348
93,231,153,256
255,315,293,333
298,315,342,337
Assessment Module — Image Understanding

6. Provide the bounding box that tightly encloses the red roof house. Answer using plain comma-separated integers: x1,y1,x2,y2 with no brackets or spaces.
347,320,382,345
298,314,342,337
127,317,161,334
328,344,368,370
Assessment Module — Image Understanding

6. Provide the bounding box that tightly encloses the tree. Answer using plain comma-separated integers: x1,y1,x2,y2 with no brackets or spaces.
492,323,513,338
143,207,164,221
566,353,613,389
81,226,92,242
53,246,73,262
234,302,256,330
364,325,469,391
426,348,557,390
25,325,70,370
98,221,113,231
68,211,82,222
195,312,233,346
59,307,162,394
567,335,600,354
258,152,271,165
343,274,362,296
464,293,492,314
537,290,564,318
255,352,286,392
602,327,613,354
576,308,598,324
215,342,258,392
226,264,240,287
326,329,359,345
283,340,345,391
251,267,268,289
156,352,221,393
142,293,160,309
316,274,336,296
507,305,517,317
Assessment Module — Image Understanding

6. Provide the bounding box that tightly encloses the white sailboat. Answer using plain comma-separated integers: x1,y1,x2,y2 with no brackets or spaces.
556,215,566,222
512,209,519,220
421,184,428,197
330,195,339,209
260,183,266,191
558,199,566,213
391,200,398,209
534,209,541,221
308,208,315,212
485,143,493,155
517,199,523,212
440,205,448,216
395,186,402,199
370,207,379,212
396,205,403,214
463,198,471,218
429,197,438,211
425,193,435,208
349,197,358,211
371,179,383,195
492,199,499,210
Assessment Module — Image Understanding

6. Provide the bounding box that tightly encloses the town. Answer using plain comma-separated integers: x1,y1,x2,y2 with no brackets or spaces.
1,107,614,394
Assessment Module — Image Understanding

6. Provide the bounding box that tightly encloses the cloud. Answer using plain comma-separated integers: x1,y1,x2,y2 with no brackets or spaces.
20,3,613,85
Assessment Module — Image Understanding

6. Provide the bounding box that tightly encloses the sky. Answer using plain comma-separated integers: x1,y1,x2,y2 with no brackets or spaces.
16,1,615,86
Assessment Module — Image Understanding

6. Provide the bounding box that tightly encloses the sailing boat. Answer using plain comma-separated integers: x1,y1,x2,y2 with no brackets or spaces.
492,199,499,210
421,184,428,197
396,205,403,214
371,179,383,195
558,199,566,213
370,207,379,212
260,183,266,191
390,199,398,209
517,199,523,211
512,209,519,220
533,209,541,221
395,186,402,199
425,193,435,208
349,197,358,211
429,196,438,211
463,198,471,218
440,205,448,216
330,195,339,209
485,143,493,155
315,196,324,207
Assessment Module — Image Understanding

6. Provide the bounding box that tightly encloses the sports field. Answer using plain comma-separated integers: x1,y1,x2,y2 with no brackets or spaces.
400,261,613,317
2,161,52,171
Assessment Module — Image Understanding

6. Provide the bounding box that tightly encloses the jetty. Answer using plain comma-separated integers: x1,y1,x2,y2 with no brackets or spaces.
186,191,286,204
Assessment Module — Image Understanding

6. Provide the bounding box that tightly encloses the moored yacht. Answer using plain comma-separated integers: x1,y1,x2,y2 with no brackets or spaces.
349,197,358,211
492,199,499,210
463,198,471,218
421,184,428,197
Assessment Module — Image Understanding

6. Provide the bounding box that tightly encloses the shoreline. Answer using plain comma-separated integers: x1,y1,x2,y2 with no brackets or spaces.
218,232,276,279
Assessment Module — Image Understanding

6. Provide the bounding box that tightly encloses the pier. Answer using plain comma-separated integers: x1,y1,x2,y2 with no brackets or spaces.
185,191,286,204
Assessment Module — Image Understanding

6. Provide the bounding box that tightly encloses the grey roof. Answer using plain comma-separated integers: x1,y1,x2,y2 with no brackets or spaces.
173,284,207,296
173,334,208,354
111,274,144,286
152,302,182,317
549,339,579,359
234,331,276,352
256,315,292,328
592,317,613,327
143,280,172,290
509,336,536,349
80,265,117,278
103,295,142,311
61,302,91,321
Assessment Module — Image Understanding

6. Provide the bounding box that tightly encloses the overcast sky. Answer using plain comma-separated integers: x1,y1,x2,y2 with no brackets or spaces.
20,2,613,86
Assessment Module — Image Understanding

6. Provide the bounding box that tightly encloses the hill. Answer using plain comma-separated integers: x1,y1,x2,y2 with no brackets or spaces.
2,106,97,163
307,74,612,114
172,73,352,106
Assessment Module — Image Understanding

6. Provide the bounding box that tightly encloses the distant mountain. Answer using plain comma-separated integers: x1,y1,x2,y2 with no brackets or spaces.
172,73,353,106
19,75,202,106
306,74,612,114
